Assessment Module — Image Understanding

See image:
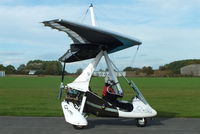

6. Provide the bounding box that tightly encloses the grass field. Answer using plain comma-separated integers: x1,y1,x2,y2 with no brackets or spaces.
0,76,200,117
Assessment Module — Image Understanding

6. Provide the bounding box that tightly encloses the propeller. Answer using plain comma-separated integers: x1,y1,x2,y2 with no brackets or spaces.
58,63,66,100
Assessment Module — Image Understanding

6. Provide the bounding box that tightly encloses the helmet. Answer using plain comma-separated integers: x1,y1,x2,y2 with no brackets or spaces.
107,80,115,85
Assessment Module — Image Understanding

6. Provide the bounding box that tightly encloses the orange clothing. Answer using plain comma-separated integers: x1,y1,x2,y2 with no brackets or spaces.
102,86,115,97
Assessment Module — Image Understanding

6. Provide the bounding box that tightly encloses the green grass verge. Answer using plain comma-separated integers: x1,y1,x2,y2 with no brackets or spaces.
0,76,200,117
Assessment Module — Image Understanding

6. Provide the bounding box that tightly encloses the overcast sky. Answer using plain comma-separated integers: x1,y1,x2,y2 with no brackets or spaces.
0,0,200,72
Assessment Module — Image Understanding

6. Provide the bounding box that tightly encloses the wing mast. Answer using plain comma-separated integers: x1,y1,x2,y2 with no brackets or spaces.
89,4,96,26
89,4,123,95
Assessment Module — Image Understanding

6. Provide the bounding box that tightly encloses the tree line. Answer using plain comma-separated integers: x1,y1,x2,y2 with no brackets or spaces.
123,66,154,75
0,60,63,75
1,59,199,76
0,60,84,75
123,59,200,76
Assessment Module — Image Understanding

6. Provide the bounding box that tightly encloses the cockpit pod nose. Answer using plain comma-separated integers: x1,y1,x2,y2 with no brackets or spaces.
150,107,157,116
132,97,157,117
145,104,157,117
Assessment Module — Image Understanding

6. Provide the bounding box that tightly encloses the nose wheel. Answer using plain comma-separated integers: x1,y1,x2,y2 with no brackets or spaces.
136,118,147,127
73,125,86,129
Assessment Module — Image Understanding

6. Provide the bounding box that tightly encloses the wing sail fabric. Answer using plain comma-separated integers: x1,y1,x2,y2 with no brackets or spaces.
42,19,142,63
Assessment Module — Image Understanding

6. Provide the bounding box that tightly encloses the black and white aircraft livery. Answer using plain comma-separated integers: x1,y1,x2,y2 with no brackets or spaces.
42,4,156,129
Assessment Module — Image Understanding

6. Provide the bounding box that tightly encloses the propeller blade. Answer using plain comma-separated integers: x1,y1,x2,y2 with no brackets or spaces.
58,62,66,100
58,82,64,100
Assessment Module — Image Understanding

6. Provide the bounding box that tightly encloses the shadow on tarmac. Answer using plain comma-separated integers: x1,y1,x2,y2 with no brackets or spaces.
85,111,178,129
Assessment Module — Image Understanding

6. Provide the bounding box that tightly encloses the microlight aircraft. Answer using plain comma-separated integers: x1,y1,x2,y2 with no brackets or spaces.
42,4,157,129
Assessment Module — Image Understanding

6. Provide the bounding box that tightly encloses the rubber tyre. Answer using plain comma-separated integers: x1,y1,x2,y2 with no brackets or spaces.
73,125,85,129
136,118,147,127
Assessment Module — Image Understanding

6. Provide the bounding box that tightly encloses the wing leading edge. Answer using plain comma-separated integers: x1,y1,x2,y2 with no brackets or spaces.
42,19,142,63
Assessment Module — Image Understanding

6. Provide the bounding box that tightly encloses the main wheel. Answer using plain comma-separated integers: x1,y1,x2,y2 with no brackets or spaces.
136,118,147,127
73,125,85,129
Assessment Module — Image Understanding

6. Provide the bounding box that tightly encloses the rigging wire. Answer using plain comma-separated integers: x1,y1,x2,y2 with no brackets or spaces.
130,45,140,68
95,5,139,70
109,58,130,84
72,5,92,72
80,7,89,23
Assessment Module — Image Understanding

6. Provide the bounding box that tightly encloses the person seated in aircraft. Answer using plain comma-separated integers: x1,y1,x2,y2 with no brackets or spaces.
102,80,120,101
102,80,123,104
102,80,133,111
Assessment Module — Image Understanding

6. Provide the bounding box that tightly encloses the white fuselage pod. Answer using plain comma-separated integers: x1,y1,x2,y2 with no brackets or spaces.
118,97,157,118
61,101,88,126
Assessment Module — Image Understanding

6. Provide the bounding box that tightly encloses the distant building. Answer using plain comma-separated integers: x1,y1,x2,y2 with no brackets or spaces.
180,64,200,76
125,71,147,77
153,70,172,77
93,71,126,77
28,70,37,75
0,71,5,77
